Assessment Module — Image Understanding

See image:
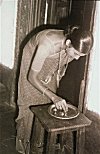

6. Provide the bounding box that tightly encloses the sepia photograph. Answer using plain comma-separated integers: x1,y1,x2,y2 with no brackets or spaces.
0,0,100,154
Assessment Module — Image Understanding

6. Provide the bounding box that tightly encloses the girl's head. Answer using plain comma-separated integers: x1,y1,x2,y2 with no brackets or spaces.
64,26,93,59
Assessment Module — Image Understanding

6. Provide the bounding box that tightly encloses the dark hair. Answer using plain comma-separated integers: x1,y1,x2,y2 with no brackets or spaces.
65,26,94,54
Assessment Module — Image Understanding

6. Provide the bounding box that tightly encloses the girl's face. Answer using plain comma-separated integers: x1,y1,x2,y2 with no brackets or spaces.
67,46,85,60
65,40,86,60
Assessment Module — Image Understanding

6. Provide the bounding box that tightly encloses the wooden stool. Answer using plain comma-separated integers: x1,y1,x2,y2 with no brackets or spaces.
31,104,91,154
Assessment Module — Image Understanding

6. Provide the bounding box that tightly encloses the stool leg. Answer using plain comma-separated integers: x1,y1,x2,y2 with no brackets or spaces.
31,117,44,154
46,132,57,154
75,127,85,154
59,131,74,154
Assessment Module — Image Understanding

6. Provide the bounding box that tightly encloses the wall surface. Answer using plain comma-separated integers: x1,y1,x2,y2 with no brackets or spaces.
87,1,100,114
0,0,17,68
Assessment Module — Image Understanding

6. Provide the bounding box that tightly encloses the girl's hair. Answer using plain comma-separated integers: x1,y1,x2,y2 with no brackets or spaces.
64,26,94,54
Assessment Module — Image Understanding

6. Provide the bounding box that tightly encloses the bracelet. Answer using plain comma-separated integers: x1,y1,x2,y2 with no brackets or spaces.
43,87,48,96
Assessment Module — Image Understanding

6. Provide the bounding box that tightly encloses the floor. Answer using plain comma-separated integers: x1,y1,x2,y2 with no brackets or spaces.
0,83,19,154
0,83,100,154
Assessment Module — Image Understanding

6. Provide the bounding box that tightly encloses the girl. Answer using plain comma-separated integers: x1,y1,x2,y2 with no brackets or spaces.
16,26,93,154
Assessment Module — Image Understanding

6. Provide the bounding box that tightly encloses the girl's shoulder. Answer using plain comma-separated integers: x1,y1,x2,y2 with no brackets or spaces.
46,29,64,43
36,29,65,55
37,29,64,43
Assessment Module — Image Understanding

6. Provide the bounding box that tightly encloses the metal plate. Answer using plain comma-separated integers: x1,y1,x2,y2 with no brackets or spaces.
48,104,80,120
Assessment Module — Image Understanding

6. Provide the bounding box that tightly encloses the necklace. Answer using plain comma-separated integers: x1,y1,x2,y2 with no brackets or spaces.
57,50,69,87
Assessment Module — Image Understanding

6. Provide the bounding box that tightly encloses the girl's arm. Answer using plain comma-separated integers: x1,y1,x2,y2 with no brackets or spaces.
28,41,68,112
28,69,68,112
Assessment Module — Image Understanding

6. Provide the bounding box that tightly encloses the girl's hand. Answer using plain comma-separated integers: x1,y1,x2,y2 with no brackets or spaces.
52,96,68,112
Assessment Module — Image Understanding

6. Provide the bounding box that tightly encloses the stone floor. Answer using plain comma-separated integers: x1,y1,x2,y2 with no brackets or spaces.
0,83,100,154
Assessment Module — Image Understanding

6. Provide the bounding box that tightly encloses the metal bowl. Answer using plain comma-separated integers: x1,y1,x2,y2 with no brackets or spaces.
48,104,80,120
